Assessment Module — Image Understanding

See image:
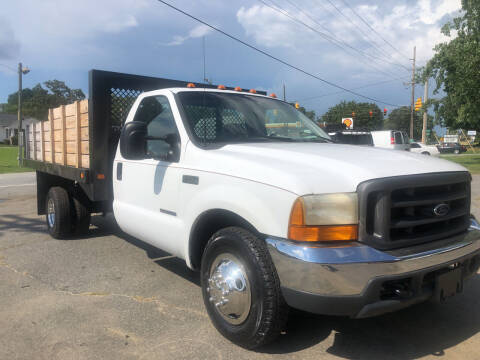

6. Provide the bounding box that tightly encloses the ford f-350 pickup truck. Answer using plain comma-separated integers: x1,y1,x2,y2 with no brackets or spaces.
25,70,480,349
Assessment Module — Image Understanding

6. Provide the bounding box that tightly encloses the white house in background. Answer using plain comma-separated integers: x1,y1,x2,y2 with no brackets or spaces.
0,113,17,142
0,113,40,143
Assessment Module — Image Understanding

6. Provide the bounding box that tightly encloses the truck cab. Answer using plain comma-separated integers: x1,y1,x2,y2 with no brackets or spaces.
25,71,480,349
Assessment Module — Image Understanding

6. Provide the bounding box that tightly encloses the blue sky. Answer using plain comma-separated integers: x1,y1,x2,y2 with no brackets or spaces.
0,0,461,117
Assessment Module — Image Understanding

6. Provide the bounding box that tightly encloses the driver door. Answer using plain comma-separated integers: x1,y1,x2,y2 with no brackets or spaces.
114,94,184,256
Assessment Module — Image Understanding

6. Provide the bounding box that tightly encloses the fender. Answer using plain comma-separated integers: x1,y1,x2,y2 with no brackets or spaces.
179,179,297,269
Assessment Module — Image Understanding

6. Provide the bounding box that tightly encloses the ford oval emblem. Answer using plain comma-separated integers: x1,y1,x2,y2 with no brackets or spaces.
433,203,450,217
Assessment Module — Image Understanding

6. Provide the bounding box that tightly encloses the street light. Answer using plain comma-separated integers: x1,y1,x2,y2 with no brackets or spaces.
18,62,30,166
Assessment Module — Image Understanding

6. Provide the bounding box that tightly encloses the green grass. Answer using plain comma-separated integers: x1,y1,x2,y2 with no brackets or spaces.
0,146,33,174
440,154,480,174
465,146,480,154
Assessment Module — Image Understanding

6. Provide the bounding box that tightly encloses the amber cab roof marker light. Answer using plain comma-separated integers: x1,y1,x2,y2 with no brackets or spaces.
269,93,277,98
234,86,242,91
187,83,196,88
217,84,226,90
249,89,257,94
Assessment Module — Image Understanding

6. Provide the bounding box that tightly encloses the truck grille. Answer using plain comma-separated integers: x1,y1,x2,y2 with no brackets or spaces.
357,172,471,250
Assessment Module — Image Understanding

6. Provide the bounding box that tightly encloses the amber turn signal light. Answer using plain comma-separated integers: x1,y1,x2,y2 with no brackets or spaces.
288,224,358,242
288,198,358,242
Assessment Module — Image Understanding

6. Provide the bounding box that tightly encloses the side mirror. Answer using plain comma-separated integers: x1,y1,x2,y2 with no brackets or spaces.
163,133,180,162
120,121,147,160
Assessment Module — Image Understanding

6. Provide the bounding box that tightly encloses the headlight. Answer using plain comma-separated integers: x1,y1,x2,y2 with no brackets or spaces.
288,193,358,242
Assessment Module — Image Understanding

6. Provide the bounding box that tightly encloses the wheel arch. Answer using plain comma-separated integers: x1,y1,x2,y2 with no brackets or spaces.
188,209,261,271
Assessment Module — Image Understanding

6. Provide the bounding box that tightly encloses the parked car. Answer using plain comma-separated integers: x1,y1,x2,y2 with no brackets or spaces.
410,142,440,156
438,142,467,154
328,130,373,146
371,130,410,151
24,70,480,349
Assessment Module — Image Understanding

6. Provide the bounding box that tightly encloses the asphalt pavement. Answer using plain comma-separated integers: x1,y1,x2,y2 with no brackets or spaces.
0,172,479,360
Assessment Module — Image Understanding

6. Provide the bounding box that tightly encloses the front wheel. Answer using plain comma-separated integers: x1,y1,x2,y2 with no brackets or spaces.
201,227,288,349
421,151,431,155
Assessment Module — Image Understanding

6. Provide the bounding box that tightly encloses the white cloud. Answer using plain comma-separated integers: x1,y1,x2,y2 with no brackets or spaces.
418,0,462,25
236,0,462,72
162,24,212,46
237,5,306,48
2,0,149,48
102,15,139,34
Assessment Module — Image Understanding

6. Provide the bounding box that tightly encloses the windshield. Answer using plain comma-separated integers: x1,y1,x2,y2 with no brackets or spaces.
177,91,331,144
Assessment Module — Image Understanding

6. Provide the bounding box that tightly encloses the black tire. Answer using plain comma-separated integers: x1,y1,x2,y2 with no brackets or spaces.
421,151,430,155
72,196,91,235
201,227,288,349
45,187,72,239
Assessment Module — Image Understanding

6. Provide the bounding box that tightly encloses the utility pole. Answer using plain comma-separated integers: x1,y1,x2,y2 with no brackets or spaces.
410,46,416,139
421,78,428,143
17,62,30,166
18,62,23,167
283,83,286,101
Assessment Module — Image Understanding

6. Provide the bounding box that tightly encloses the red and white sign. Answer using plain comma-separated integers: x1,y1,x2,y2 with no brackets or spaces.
342,117,354,129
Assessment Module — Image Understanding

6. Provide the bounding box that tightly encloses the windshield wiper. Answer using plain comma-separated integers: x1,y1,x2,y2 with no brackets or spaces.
244,135,297,142
301,137,333,143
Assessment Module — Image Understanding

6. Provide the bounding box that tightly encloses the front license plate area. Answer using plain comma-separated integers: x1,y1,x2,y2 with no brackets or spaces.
435,268,463,302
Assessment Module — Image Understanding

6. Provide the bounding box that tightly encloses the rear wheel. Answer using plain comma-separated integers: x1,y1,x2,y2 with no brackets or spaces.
72,196,91,235
421,151,430,155
201,227,288,349
46,187,72,239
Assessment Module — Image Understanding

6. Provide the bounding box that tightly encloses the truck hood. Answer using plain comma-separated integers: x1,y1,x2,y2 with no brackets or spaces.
184,142,468,195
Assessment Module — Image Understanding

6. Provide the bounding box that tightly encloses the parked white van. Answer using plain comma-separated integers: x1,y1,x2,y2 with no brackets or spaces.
371,130,410,151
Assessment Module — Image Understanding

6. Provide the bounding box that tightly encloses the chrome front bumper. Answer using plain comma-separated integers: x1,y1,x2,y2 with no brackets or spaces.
266,218,480,317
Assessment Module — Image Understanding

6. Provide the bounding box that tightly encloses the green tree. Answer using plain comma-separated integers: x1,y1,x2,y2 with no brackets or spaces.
4,80,85,120
384,106,434,141
289,102,316,121
422,0,480,131
320,100,383,130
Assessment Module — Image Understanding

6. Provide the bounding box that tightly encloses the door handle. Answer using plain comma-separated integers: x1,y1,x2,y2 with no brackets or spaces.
117,162,123,181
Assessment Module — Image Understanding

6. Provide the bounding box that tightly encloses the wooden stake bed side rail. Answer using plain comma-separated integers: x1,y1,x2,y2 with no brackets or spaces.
27,100,90,169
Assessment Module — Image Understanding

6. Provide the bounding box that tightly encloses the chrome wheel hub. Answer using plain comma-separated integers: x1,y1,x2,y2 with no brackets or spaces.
207,253,251,325
47,198,55,227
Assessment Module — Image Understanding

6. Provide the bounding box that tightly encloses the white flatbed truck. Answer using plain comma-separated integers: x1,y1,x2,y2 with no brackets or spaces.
25,70,480,349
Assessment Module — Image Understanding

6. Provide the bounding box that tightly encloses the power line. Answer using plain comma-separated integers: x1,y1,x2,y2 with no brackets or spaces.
258,0,407,78
156,0,404,107
279,0,410,72
340,0,409,60
299,76,409,102
0,63,16,72
323,0,409,68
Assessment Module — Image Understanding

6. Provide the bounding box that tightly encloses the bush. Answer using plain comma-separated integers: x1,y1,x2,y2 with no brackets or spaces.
3,139,10,145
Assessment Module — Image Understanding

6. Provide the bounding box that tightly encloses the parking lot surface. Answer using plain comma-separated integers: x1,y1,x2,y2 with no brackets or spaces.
1,172,479,360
